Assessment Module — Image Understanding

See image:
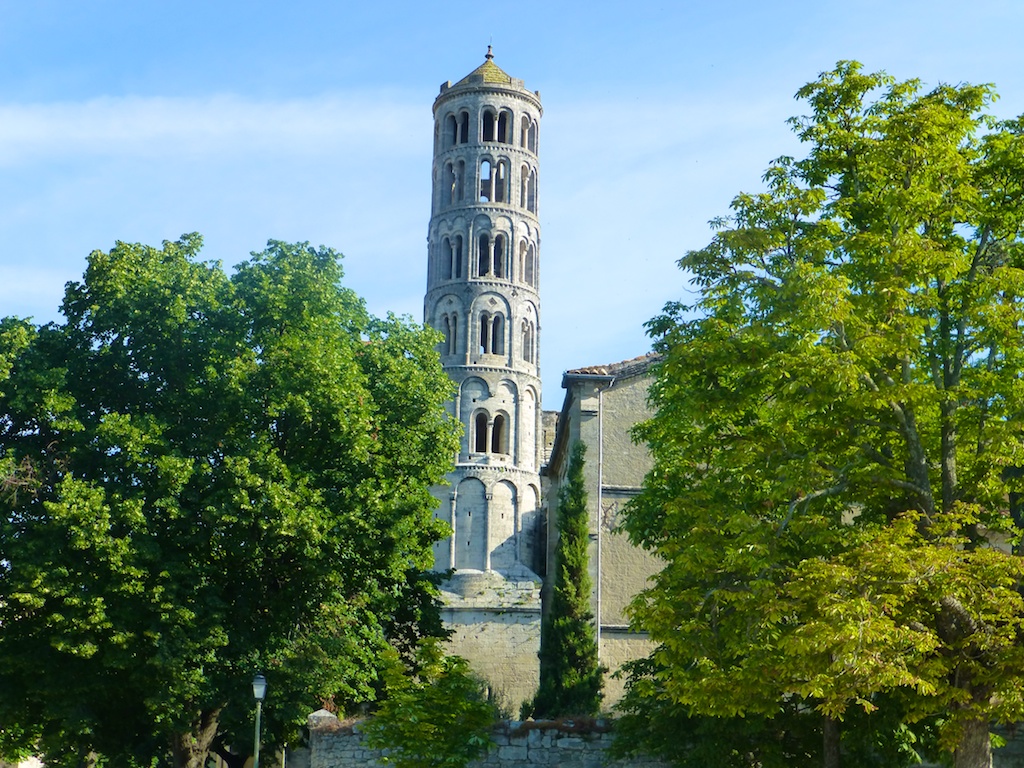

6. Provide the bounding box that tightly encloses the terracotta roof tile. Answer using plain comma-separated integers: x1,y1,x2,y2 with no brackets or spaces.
565,352,661,379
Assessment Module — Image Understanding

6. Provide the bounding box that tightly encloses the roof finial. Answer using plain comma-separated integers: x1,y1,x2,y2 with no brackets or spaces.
486,44,494,61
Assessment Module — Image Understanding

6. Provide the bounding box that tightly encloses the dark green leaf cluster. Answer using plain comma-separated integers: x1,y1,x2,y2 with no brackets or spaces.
530,441,603,718
364,639,496,768
0,236,460,767
624,61,1024,767
613,657,942,768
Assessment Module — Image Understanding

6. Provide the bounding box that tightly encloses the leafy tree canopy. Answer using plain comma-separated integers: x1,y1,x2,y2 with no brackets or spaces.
624,62,1024,768
0,235,460,768
364,639,496,768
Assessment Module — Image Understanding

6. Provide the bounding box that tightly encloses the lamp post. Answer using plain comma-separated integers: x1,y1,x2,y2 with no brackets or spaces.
252,673,267,768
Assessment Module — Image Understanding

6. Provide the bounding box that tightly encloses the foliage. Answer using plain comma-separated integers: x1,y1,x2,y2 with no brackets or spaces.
613,656,942,767
363,639,496,768
624,61,1024,768
530,441,604,718
0,236,460,768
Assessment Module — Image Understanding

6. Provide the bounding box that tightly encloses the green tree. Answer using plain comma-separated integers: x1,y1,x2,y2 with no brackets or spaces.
364,639,496,768
0,236,460,768
624,62,1024,768
531,441,603,718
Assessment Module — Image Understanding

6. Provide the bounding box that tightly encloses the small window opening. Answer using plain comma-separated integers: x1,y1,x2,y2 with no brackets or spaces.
458,111,470,144
445,114,458,148
474,412,488,452
478,234,491,276
453,235,463,278
521,320,535,363
442,238,453,280
493,234,506,279
482,109,496,142
478,312,490,354
442,315,452,354
491,314,504,355
494,160,508,203
479,160,493,202
497,110,510,143
448,315,458,355
492,414,506,454
445,162,457,206
525,243,536,286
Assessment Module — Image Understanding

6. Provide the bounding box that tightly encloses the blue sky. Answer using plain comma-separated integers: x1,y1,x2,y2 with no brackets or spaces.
2,0,1023,407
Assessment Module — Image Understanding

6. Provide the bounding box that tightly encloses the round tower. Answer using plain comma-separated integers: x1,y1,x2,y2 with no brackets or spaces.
426,48,543,579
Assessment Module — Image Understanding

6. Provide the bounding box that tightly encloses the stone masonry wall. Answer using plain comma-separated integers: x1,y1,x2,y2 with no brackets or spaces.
304,710,1024,768
306,712,667,768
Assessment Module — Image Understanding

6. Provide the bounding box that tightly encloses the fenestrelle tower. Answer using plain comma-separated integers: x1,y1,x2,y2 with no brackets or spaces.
425,49,543,703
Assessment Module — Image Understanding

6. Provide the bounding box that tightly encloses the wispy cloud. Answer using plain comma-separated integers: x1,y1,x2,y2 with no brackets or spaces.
0,92,428,165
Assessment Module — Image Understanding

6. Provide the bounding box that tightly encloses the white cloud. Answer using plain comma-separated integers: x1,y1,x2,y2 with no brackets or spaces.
0,88,805,404
0,92,428,165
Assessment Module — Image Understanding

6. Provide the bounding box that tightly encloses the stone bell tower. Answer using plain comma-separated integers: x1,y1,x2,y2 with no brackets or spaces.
424,48,543,704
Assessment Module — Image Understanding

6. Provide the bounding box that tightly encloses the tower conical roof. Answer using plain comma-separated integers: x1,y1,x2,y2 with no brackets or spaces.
453,48,514,87
454,51,512,87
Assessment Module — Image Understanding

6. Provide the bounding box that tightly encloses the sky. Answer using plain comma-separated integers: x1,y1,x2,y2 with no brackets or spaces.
2,0,1024,408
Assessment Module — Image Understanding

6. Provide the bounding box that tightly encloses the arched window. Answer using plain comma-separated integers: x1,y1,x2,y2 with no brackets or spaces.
474,412,488,453
525,243,536,287
447,314,458,355
494,159,508,203
478,312,490,354
493,234,506,279
445,114,457,148
491,314,504,355
442,238,453,280
478,234,491,276
521,320,535,364
479,159,493,202
477,312,504,355
453,235,463,278
444,161,464,207
527,169,538,213
497,110,511,144
482,108,496,142
458,111,470,144
528,120,538,153
492,414,507,454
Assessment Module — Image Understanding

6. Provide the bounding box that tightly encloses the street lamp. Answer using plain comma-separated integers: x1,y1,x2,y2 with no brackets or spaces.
252,673,267,768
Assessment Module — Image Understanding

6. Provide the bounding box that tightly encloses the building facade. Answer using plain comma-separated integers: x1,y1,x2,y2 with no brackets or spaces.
424,49,545,708
541,354,663,704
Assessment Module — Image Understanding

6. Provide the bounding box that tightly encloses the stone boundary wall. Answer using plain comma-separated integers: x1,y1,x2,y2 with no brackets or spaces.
303,710,1024,768
305,711,667,768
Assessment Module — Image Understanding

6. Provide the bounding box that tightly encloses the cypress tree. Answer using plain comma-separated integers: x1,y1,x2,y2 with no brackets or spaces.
531,441,604,717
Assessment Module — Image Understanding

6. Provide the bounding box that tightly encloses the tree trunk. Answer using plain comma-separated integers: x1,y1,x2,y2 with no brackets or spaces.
170,707,222,768
823,715,841,768
954,718,991,768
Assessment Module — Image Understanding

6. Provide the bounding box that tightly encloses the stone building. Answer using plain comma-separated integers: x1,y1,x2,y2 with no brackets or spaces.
541,354,662,704
423,48,545,708
422,49,661,709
